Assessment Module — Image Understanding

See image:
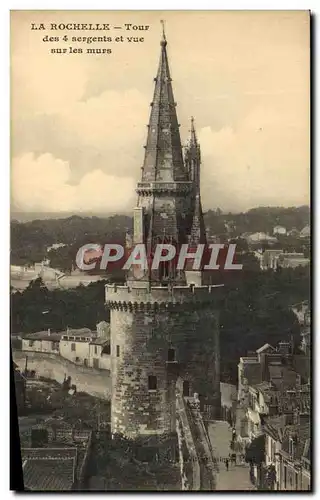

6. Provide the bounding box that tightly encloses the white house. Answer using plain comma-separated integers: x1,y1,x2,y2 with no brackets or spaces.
20,326,112,371
278,254,309,269
246,232,278,244
300,225,310,238
21,330,62,354
273,226,287,236
59,328,96,366
59,327,111,370
88,337,111,370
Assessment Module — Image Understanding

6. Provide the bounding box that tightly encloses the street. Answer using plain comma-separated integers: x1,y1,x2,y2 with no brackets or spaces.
207,420,255,491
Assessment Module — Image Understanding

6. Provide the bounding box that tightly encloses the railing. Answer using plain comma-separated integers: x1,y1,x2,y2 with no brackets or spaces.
175,388,217,490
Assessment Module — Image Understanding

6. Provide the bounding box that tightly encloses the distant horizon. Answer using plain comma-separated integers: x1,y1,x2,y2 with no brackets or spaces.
11,204,310,223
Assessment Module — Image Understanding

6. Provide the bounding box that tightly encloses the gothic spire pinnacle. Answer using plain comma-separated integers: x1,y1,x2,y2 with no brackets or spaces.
190,116,197,145
160,19,167,46
140,23,187,183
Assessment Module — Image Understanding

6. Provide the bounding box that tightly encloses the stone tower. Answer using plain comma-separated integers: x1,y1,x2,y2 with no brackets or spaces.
106,26,222,439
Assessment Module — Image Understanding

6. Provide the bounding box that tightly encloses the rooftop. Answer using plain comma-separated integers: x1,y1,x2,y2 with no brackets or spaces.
89,337,110,346
281,422,310,460
21,331,62,342
256,343,276,354
23,457,75,491
240,356,259,363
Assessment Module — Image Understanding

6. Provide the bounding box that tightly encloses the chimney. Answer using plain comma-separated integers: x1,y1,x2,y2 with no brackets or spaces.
278,341,290,355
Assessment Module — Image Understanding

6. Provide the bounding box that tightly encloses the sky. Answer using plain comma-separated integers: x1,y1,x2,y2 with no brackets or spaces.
11,10,310,215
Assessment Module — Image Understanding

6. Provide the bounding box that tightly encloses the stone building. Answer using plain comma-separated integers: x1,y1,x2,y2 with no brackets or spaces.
59,329,97,366
273,225,287,236
21,330,62,354
105,28,223,439
20,422,92,491
88,337,111,370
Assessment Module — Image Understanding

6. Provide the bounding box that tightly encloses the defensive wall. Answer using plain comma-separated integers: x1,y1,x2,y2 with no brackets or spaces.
12,350,111,400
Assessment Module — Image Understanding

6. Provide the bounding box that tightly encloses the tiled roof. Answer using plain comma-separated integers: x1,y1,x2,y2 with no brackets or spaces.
23,458,75,491
89,336,110,346
240,356,259,363
256,343,275,354
61,329,97,340
264,415,287,441
281,422,310,460
253,381,273,392
63,328,94,336
22,331,62,341
21,447,77,461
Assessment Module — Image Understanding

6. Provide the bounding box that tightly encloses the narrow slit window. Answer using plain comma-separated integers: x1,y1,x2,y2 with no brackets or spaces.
116,345,120,357
183,380,190,397
168,348,175,362
148,375,157,391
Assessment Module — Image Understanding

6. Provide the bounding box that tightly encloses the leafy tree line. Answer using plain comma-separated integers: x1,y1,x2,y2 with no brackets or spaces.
205,205,310,237
11,215,132,267
11,207,309,268
219,264,310,382
11,278,110,333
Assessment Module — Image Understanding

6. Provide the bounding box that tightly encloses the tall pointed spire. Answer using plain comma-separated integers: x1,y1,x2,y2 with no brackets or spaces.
160,19,166,45
141,22,187,183
190,116,197,145
133,26,195,284
186,117,206,247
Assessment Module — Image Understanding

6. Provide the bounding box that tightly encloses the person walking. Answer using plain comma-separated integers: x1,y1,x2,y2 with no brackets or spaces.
225,458,229,471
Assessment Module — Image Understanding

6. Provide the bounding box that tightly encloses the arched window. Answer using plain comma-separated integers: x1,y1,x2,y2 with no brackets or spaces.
153,235,177,282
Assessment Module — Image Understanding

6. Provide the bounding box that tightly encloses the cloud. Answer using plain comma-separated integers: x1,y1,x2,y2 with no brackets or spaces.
199,105,309,211
11,88,148,185
12,152,135,212
11,11,310,213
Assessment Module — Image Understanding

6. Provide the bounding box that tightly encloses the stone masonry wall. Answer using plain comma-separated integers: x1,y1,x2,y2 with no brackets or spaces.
108,285,221,438
13,350,111,400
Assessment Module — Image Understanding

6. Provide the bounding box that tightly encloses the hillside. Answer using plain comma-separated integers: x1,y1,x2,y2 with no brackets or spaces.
11,206,310,268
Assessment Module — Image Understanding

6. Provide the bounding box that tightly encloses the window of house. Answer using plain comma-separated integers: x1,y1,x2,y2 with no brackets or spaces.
289,438,294,456
116,345,120,357
183,380,190,397
71,343,76,352
168,348,175,362
102,343,110,355
28,340,34,347
148,375,157,391
284,466,287,488
94,345,98,355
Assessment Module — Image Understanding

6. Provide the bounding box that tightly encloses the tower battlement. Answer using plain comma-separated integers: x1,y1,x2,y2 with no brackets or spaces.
105,283,223,310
